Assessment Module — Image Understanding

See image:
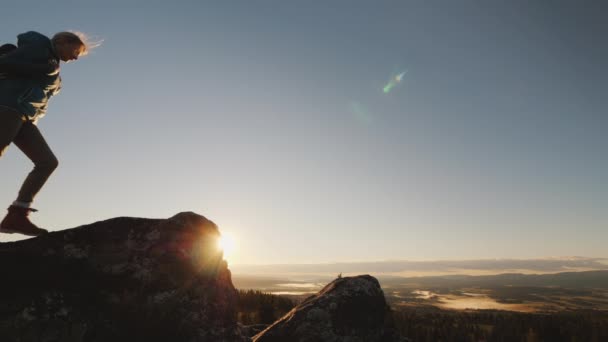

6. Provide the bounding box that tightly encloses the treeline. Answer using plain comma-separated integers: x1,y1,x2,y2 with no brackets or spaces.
236,289,296,325
392,308,608,342
235,290,608,341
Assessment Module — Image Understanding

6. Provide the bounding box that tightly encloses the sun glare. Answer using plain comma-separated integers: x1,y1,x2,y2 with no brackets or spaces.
218,233,236,261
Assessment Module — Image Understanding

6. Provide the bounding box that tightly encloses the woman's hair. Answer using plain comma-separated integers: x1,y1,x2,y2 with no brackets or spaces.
52,31,102,57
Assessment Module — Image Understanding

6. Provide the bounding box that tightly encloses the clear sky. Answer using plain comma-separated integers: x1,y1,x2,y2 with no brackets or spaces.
1,1,606,265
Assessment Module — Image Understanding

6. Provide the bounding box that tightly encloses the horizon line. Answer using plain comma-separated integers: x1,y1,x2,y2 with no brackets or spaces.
230,256,608,267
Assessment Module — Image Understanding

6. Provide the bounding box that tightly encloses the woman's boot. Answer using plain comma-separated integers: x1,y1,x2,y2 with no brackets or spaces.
0,205,48,236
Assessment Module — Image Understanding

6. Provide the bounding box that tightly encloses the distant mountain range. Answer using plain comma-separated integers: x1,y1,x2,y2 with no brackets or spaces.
378,270,608,289
231,257,608,279
233,270,608,292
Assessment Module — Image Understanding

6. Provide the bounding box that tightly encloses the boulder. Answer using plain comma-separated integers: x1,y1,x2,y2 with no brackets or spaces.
252,275,406,342
0,212,242,342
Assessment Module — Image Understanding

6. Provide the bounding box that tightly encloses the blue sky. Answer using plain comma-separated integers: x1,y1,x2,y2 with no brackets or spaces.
1,1,606,265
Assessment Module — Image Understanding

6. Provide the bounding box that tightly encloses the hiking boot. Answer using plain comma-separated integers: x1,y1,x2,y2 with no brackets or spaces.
0,205,48,236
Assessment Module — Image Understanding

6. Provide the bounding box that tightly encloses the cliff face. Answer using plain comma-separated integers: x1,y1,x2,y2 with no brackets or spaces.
0,212,241,342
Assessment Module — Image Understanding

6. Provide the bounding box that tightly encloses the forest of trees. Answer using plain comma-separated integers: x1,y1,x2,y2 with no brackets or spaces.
391,308,608,342
236,289,296,325
237,290,608,341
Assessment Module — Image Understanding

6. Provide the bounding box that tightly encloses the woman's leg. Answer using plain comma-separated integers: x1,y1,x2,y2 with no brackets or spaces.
0,110,50,235
0,107,24,158
12,121,59,205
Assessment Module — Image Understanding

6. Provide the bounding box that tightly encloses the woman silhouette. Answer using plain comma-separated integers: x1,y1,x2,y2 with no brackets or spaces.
0,31,90,236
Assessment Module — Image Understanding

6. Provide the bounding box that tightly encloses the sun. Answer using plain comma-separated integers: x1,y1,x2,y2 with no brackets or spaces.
217,233,236,261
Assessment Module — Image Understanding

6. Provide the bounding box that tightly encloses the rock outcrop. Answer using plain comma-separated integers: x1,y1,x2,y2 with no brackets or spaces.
0,212,408,342
0,212,241,342
252,275,406,342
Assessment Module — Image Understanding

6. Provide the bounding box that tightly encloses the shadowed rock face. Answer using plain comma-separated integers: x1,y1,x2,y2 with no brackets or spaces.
0,212,241,342
252,275,406,342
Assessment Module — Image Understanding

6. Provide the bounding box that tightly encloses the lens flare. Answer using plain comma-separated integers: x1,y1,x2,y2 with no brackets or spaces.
383,70,408,94
350,101,372,125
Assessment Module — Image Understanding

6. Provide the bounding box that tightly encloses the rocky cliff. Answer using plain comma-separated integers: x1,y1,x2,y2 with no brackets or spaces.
0,212,240,341
0,212,406,342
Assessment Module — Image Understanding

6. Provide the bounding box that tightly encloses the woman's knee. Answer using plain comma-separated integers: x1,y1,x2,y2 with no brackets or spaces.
37,155,59,173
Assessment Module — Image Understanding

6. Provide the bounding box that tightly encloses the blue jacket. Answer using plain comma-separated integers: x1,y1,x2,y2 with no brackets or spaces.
0,31,61,122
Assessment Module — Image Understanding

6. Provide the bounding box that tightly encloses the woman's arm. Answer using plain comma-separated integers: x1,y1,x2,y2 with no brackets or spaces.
0,44,59,78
